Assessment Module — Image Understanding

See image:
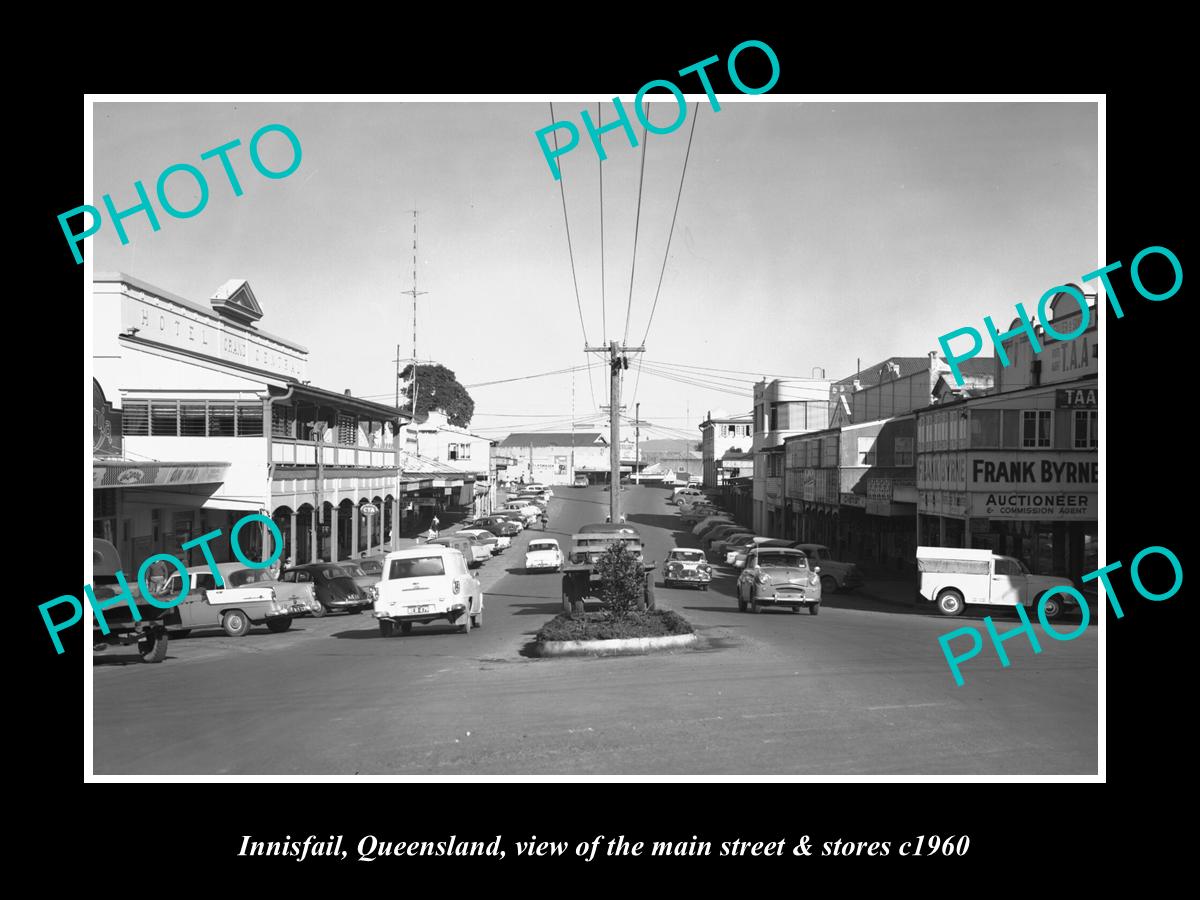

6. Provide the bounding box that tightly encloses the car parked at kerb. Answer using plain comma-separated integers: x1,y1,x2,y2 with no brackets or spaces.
339,561,381,604
701,523,753,550
457,528,505,554
427,534,487,568
789,543,864,594
736,548,822,615
159,564,302,636
663,548,712,590
729,537,793,568
374,545,483,636
279,563,372,617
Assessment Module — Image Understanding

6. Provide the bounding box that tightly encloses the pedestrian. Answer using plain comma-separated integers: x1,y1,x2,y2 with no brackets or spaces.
146,556,170,595
539,510,549,531
431,514,440,537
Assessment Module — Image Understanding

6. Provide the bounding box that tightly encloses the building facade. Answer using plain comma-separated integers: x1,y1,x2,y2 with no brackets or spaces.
699,412,754,487
93,273,409,574
751,378,834,534
497,432,609,485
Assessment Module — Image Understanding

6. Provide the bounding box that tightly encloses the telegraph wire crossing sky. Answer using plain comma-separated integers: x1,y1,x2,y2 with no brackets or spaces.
92,100,1097,434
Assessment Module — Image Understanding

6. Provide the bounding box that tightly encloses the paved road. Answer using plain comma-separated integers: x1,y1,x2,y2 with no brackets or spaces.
93,485,1097,775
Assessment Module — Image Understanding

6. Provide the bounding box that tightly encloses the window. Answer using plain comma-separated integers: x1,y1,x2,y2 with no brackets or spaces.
895,436,914,467
209,403,235,436
1074,410,1097,449
769,404,779,431
237,403,263,437
389,556,446,579
180,403,207,436
806,441,819,467
970,409,1001,448
857,436,876,466
448,442,472,460
822,438,837,467
124,401,149,436
994,558,1022,577
272,406,296,438
337,414,356,446
1022,410,1052,448
150,401,178,436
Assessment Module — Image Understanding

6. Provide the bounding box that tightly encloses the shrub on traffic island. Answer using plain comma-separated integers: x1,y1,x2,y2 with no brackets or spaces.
536,609,694,643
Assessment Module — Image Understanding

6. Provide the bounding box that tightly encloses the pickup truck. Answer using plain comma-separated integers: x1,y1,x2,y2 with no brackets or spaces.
917,546,1077,619
560,529,656,614
159,563,304,637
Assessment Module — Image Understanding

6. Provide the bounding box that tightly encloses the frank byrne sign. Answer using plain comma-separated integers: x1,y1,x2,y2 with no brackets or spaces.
971,456,1097,488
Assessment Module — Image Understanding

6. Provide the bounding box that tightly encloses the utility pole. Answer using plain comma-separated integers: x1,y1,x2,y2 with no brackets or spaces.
401,210,428,421
635,401,640,485
570,368,576,482
585,339,644,523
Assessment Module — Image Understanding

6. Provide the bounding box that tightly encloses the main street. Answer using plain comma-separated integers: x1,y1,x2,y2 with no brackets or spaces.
93,484,1097,775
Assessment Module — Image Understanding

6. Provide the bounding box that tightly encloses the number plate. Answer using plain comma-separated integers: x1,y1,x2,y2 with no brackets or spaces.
289,605,307,614
406,605,432,614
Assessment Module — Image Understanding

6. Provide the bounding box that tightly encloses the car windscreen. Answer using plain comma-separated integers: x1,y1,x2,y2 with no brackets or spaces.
529,542,558,552
670,551,705,562
756,552,808,568
388,557,446,579
359,560,383,575
342,565,366,577
321,567,349,580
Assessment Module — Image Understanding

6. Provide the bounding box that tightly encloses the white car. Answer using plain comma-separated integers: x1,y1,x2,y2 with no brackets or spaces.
503,502,542,526
374,545,483,635
459,528,509,552
524,538,563,573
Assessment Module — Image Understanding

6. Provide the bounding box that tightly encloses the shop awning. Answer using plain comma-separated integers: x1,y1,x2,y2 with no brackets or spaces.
93,459,230,489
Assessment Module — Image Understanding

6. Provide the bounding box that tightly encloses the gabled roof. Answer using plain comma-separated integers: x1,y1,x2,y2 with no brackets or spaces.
498,432,607,447
210,279,264,326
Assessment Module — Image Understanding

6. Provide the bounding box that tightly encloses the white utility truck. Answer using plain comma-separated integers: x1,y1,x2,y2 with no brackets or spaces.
916,546,1078,619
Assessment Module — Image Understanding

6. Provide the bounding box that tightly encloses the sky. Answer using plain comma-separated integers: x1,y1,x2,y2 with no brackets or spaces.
92,99,1098,444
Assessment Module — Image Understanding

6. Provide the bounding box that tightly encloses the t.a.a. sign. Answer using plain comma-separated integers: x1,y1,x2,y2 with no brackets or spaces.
1057,387,1098,408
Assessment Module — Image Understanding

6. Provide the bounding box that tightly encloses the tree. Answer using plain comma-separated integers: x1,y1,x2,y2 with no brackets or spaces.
594,541,645,620
399,363,475,427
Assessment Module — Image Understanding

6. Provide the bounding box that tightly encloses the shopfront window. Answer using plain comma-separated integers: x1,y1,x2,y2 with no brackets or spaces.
894,437,914,467
1074,410,1098,449
1022,410,1052,448
970,409,1001,448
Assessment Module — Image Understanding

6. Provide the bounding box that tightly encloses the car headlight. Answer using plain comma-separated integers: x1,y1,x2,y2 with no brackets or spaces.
809,572,819,586
756,572,771,585
701,565,711,574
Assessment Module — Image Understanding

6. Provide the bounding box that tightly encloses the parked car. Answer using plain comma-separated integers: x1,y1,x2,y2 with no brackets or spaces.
711,532,760,562
373,545,483,635
279,563,372,617
502,501,542,526
512,495,548,510
916,546,1077,619
574,474,589,487
339,562,381,604
682,507,727,527
457,528,504,553
524,538,563,573
729,537,793,568
789,543,864,594
159,564,302,636
427,534,487,567
694,517,737,539
475,515,523,535
663,548,712,590
702,524,753,550
579,522,641,537
671,486,705,503
736,548,822,615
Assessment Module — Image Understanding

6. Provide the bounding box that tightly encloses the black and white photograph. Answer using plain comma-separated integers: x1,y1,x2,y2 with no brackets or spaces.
72,90,1120,780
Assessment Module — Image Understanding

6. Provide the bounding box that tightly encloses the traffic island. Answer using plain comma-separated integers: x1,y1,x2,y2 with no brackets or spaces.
532,609,697,658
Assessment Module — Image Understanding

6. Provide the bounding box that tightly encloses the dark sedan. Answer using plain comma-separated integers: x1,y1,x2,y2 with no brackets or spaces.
279,564,372,617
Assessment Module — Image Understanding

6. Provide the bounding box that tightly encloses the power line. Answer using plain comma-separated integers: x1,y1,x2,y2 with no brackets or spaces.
622,122,650,346
549,101,597,411
651,359,834,382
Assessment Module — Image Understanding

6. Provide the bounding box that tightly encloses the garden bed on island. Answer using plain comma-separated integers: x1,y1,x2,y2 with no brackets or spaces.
533,610,697,658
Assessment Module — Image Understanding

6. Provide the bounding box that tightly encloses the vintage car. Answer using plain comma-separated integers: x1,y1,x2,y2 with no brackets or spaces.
91,539,174,662
524,538,563,573
789,543,864,594
501,501,542,526
701,523,753,550
159,563,302,636
457,528,505,553
427,534,487,567
373,545,483,635
561,532,656,614
579,522,641,536
671,486,705,504
916,546,1077,618
729,537,793,568
475,515,523,536
684,509,729,529
694,517,737,540
711,532,760,562
662,548,712,589
338,561,382,604
279,563,372,617
574,474,589,487
736,548,822,615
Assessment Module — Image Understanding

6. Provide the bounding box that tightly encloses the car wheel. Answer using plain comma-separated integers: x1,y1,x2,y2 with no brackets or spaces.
459,609,472,634
222,610,251,637
820,576,837,596
266,618,292,633
379,621,395,637
310,601,328,619
936,589,965,617
1039,595,1062,620
138,627,168,663
561,576,573,614
737,586,747,612
749,595,760,614
400,622,413,635
809,602,820,616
